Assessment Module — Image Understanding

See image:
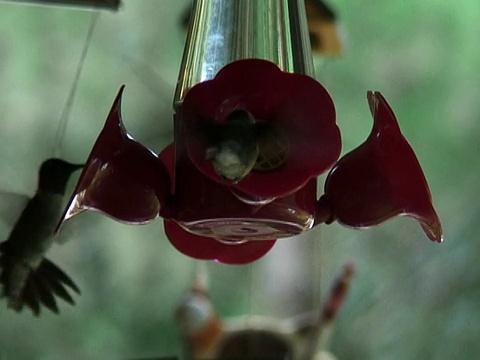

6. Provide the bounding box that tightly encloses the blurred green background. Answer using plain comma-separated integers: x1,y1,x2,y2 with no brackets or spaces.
0,0,479,359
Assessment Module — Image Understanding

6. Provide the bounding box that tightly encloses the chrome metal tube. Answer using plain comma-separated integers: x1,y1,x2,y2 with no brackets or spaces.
174,0,314,107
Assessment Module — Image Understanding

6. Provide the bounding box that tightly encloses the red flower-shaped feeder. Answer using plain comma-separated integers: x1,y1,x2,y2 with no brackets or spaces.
181,59,341,198
164,220,276,265
58,85,170,225
160,142,279,264
57,59,442,265
320,91,442,242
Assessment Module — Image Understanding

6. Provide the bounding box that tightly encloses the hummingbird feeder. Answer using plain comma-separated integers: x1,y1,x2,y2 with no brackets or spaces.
57,0,442,264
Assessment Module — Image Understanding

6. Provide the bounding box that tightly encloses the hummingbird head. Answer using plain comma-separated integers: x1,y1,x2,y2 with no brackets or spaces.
38,158,84,195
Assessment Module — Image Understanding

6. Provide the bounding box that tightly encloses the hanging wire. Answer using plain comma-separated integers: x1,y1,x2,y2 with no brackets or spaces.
121,54,174,105
313,226,323,309
52,11,99,157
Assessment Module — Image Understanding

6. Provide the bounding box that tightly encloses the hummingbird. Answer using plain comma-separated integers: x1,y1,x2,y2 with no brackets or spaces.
203,109,274,183
0,158,83,316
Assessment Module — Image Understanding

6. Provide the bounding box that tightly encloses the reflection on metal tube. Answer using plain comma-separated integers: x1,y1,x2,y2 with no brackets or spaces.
174,0,314,108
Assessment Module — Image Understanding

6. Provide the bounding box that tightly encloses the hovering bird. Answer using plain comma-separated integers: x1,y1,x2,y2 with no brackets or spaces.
0,158,83,316
201,109,279,183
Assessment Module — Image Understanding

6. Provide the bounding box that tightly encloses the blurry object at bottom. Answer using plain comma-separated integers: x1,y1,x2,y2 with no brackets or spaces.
180,0,343,56
0,158,83,316
175,263,354,359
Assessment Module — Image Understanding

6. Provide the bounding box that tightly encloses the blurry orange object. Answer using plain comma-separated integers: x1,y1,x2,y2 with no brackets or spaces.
176,263,355,359
305,0,343,55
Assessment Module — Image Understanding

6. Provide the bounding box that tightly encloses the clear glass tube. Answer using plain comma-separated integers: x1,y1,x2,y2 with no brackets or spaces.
174,0,314,108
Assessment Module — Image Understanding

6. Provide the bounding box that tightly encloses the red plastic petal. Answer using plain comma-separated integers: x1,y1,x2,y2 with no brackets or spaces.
57,86,171,229
164,220,276,264
160,138,308,263
180,59,341,198
324,91,442,242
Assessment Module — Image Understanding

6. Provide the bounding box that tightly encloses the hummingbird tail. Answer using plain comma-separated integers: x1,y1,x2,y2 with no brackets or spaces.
0,249,80,316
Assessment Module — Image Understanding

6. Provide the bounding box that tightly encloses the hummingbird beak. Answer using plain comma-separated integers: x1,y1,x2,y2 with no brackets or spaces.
68,163,85,173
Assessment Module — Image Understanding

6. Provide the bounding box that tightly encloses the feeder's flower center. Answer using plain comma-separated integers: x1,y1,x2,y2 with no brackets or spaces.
181,59,341,198
204,109,260,183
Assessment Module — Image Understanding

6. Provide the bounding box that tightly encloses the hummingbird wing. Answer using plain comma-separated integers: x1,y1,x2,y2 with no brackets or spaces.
37,261,77,305
0,191,74,245
31,270,60,314
0,191,30,230
40,258,80,294
20,260,79,316
21,278,41,316
0,244,80,316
